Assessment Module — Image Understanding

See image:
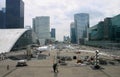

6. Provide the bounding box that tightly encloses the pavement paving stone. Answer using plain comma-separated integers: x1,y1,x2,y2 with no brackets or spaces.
0,47,120,77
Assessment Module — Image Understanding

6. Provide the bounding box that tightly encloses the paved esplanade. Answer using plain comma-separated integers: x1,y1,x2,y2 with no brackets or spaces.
1,49,120,77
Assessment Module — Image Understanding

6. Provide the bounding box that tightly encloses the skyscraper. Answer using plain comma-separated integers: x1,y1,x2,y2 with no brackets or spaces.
33,16,50,45
74,13,89,44
63,36,70,43
70,22,76,43
0,8,5,28
51,28,56,39
103,18,112,40
6,0,24,28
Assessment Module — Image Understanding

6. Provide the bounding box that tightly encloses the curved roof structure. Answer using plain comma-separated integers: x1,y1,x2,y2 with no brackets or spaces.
0,29,28,53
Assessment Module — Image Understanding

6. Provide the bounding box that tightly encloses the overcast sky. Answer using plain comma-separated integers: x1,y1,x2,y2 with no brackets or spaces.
0,0,120,41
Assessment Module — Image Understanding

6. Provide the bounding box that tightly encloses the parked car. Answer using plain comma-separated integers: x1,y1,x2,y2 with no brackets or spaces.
16,60,27,67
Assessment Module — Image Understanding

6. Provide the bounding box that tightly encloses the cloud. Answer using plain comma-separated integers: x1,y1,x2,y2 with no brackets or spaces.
0,0,119,41
2,0,119,41
0,0,5,10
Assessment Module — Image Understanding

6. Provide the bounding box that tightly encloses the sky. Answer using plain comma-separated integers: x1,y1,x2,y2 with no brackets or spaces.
0,0,120,41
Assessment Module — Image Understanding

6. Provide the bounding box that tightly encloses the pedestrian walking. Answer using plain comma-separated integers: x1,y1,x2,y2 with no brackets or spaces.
7,65,9,70
48,53,50,56
53,63,58,73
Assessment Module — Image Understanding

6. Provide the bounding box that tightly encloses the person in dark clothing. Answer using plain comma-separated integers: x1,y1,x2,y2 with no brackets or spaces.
53,63,58,73
7,65,9,70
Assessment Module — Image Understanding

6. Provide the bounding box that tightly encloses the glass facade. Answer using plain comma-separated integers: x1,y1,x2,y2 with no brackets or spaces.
89,14,120,42
70,22,76,43
103,18,112,40
74,13,89,44
12,30,32,50
6,0,24,28
0,10,5,28
33,16,50,45
51,28,56,39
112,14,120,41
89,21,104,40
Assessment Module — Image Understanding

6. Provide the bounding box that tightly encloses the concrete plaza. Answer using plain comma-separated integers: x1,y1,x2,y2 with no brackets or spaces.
0,48,120,77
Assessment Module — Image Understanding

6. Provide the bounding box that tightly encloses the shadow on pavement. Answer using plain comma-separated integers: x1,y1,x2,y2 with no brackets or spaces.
8,55,27,60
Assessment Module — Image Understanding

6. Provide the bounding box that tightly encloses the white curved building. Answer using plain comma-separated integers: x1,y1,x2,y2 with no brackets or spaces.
0,29,32,53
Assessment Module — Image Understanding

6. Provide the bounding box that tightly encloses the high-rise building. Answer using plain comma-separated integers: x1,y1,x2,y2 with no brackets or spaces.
51,28,56,39
112,14,120,41
63,36,70,43
74,13,89,44
88,21,104,41
89,14,120,42
6,0,24,28
0,8,5,28
103,18,112,40
33,16,50,45
70,22,76,43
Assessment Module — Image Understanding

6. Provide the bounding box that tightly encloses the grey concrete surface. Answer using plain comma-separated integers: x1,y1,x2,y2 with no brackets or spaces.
0,47,120,77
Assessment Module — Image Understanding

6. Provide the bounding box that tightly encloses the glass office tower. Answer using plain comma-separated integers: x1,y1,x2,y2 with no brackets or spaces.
51,28,56,39
33,16,50,45
70,22,76,43
0,9,5,28
74,13,89,44
6,0,24,28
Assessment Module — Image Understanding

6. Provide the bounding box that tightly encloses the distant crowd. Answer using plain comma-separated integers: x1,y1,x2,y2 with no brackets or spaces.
0,53,7,61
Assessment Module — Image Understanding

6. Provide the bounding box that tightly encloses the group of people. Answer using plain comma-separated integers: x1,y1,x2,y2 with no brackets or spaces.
0,53,7,61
